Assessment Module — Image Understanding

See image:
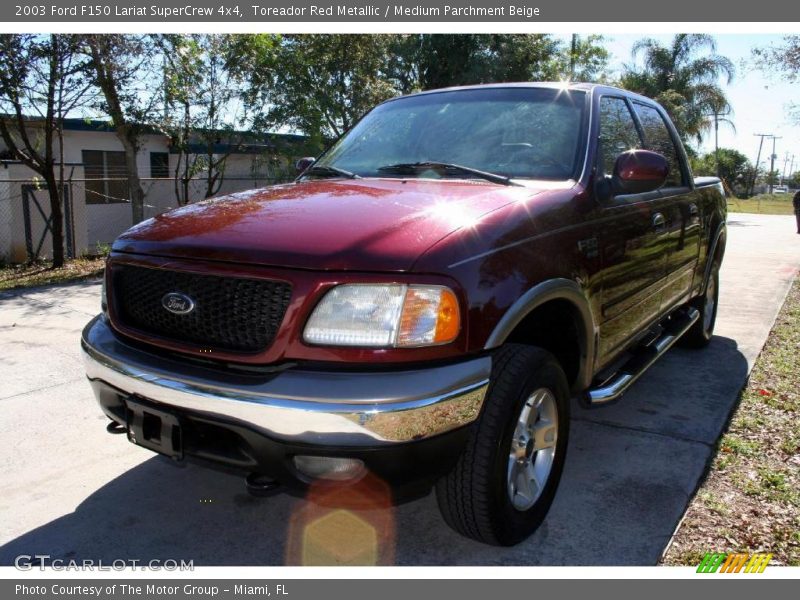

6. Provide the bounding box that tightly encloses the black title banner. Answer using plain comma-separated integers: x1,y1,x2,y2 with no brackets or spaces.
4,0,799,22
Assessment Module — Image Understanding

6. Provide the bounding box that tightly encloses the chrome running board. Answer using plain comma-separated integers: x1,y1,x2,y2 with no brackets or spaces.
583,307,700,407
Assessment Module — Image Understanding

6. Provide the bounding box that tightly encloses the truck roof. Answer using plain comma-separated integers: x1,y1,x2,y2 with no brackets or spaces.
382,81,656,106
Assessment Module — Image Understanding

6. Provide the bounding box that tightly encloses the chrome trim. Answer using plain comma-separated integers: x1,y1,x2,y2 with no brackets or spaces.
507,387,558,511
584,307,699,406
81,316,490,446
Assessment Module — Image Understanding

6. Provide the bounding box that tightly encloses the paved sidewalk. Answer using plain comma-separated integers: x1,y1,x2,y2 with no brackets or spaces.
0,213,797,565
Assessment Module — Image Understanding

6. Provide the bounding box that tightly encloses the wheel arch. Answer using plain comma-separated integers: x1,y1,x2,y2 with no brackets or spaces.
484,278,596,392
703,220,726,293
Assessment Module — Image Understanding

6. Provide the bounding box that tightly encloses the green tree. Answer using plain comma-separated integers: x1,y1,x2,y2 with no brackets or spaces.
752,35,800,82
85,34,159,223
620,34,734,142
388,34,608,94
752,35,800,124
155,34,244,204
398,35,561,91
563,34,610,82
235,34,610,149
764,169,780,186
0,34,92,266
691,147,752,192
237,35,396,144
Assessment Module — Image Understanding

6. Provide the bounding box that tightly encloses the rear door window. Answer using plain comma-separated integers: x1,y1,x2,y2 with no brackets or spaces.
632,103,685,187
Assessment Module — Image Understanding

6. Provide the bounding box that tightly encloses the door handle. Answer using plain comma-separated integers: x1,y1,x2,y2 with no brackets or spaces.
651,212,666,232
688,203,699,221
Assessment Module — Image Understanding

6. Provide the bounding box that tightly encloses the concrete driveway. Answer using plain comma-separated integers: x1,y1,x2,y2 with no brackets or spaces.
1,213,798,566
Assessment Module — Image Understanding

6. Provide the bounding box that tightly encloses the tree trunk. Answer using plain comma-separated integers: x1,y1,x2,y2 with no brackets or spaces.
116,124,145,223
43,171,65,267
182,160,190,205
56,98,69,267
87,39,146,224
205,167,219,199
182,100,191,205
44,38,65,268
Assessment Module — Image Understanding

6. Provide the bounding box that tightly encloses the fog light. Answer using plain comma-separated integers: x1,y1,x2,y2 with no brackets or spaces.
293,456,366,482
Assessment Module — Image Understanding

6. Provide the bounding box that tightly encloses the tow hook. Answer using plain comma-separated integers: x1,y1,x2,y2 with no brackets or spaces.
245,473,281,497
106,420,126,435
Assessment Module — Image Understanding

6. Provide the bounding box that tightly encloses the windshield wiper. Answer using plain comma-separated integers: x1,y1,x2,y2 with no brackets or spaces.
303,164,360,179
376,161,517,186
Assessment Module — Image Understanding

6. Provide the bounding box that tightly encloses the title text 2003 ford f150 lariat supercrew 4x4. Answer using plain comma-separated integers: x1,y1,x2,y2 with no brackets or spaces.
82,83,726,546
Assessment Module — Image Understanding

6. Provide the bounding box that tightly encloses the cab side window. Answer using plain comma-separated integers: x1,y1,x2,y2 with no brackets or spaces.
633,103,685,187
598,97,642,178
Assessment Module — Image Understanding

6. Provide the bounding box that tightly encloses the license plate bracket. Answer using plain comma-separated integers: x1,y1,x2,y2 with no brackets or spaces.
125,396,183,460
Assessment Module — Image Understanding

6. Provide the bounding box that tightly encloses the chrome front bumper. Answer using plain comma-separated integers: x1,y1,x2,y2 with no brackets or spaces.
81,316,490,447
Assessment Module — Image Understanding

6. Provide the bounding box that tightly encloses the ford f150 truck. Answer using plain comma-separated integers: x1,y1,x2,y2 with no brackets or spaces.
82,83,726,546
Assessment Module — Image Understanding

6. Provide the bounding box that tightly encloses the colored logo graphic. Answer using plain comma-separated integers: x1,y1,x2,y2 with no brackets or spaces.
696,552,772,573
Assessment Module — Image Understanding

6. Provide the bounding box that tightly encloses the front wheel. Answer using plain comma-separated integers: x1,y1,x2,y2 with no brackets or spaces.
435,344,570,546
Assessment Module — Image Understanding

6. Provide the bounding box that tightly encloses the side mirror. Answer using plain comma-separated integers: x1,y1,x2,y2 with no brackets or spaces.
295,156,316,175
612,149,669,195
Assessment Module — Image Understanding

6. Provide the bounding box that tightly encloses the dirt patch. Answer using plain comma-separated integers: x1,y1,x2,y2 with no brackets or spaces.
0,257,105,292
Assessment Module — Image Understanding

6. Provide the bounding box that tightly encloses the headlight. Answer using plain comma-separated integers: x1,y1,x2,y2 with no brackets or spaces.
303,284,460,348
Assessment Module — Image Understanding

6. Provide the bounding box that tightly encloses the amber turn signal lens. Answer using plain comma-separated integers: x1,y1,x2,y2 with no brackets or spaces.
397,286,460,347
433,288,460,344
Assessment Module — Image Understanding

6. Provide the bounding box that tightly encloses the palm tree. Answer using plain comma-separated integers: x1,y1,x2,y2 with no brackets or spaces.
620,34,734,143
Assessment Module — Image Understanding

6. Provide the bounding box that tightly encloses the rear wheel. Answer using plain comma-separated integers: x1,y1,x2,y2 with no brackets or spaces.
680,261,720,348
435,344,570,546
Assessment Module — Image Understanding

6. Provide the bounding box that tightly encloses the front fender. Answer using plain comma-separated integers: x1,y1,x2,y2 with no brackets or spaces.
484,278,597,390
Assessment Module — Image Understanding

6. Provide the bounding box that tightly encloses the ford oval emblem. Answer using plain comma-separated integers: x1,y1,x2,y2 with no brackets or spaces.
162,292,195,315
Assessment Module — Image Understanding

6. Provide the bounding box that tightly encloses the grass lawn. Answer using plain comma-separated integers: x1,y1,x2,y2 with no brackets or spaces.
727,193,796,215
662,278,800,566
0,257,105,292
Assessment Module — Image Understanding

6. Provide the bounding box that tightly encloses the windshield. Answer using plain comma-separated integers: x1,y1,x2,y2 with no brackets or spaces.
314,87,587,181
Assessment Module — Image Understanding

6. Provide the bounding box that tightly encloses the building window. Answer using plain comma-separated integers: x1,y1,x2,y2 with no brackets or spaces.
150,152,170,178
82,150,128,204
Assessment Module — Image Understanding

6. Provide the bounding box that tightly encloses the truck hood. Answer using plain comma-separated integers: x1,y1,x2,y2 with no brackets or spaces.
113,178,538,271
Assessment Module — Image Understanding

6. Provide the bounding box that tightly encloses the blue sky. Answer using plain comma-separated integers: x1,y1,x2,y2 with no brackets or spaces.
594,33,799,174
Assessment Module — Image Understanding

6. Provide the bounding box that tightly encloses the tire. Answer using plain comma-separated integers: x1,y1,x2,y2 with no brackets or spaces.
680,260,720,349
435,344,570,546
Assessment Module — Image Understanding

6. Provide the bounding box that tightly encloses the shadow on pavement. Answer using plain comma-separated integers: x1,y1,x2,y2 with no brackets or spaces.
0,336,748,566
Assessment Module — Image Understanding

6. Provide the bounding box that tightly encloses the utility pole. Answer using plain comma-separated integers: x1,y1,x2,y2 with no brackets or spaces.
714,110,720,178
782,152,795,185
768,135,781,194
782,152,789,185
751,133,772,197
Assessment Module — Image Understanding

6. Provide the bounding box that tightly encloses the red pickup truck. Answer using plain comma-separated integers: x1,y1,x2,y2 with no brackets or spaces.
82,83,726,546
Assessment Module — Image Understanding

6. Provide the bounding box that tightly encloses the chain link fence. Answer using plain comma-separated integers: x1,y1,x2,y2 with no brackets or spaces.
0,178,21,266
0,174,287,264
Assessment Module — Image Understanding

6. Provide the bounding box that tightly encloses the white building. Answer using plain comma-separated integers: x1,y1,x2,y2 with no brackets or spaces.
0,118,308,263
